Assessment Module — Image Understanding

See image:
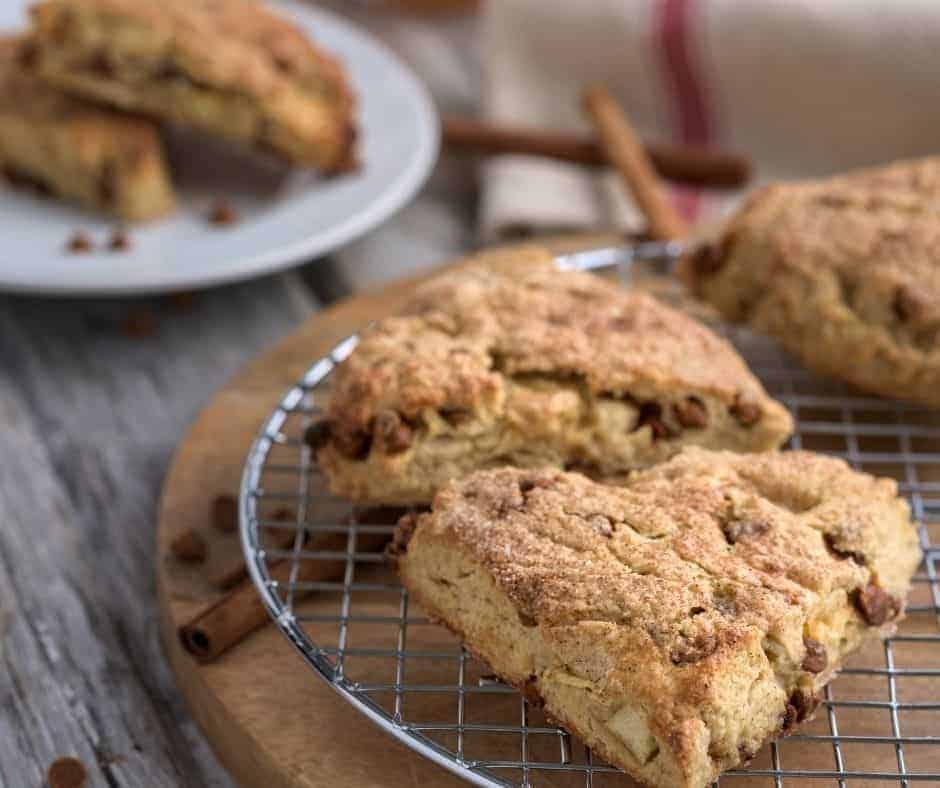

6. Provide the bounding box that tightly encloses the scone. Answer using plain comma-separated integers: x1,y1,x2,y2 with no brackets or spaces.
29,0,357,172
309,246,793,505
0,36,174,220
679,157,940,407
392,449,921,788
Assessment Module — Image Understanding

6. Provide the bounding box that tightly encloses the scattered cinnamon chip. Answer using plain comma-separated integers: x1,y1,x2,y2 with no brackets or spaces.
211,494,238,533
121,309,157,338
108,228,131,252
208,199,239,226
168,291,197,312
66,231,93,254
47,757,88,788
170,528,207,563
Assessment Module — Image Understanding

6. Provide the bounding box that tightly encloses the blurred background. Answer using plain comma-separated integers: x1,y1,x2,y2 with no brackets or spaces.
4,1,940,786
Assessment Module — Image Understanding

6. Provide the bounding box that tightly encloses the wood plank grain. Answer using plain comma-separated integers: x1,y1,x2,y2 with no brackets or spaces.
0,274,317,787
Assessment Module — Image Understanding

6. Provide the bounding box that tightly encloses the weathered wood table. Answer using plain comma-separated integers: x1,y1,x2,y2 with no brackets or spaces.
0,6,479,786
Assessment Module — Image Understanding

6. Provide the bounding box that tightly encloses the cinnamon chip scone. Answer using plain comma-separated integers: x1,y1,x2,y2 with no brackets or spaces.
310,247,792,504
29,0,357,172
679,157,940,407
0,36,174,220
392,449,921,788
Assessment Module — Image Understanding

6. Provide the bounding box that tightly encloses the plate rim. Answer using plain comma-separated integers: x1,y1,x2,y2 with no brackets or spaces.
0,2,440,297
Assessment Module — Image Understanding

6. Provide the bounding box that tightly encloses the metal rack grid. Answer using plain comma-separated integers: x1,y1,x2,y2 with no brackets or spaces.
240,256,940,787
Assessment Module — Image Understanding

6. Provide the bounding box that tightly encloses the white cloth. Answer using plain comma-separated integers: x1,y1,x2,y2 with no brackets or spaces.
481,0,940,240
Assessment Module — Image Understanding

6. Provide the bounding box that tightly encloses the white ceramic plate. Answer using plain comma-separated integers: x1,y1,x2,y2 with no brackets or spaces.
0,1,439,295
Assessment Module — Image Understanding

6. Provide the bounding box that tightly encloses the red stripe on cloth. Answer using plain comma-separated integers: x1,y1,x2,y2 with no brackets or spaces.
656,0,713,221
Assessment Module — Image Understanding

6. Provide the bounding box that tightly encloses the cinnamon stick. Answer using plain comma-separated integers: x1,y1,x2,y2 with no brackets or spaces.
208,507,296,591
441,115,750,189
180,529,391,662
582,86,688,241
178,500,413,664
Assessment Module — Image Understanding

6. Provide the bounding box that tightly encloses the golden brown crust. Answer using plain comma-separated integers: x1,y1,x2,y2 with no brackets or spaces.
315,246,792,504
395,449,921,788
679,157,940,407
0,35,175,220
29,0,357,171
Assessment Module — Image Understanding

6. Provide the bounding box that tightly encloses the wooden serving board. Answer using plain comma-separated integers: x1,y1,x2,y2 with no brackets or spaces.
155,238,607,788
157,239,939,788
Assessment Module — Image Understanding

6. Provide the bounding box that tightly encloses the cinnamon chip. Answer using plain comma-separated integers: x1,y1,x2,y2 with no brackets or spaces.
210,494,238,533
373,410,413,454
387,511,420,561
729,394,762,427
170,528,207,563
120,309,157,338
893,285,930,322
823,531,866,565
47,757,88,788
853,583,900,626
673,396,708,429
635,402,675,440
304,420,333,451
688,241,726,277
208,199,239,226
108,228,131,252
66,231,93,254
801,635,828,673
518,610,538,628
334,427,371,460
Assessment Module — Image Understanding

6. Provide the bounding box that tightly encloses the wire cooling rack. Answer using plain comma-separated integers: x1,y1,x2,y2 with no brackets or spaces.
240,251,940,787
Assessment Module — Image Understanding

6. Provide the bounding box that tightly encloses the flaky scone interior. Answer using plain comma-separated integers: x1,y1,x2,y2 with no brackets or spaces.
392,449,921,788
310,246,793,505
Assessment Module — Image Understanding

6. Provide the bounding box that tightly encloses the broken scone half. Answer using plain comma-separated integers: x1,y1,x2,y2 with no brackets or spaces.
0,36,174,220
392,449,921,788
678,156,940,407
29,0,357,172
309,246,793,505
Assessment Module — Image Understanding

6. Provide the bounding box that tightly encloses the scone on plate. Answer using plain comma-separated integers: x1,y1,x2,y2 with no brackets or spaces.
679,156,940,407
392,449,921,788
0,36,174,221
29,0,357,172
308,246,793,505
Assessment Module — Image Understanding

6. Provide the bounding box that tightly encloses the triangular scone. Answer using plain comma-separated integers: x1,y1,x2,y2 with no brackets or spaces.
0,37,174,220
392,449,921,788
310,246,792,504
30,0,356,172
679,156,940,407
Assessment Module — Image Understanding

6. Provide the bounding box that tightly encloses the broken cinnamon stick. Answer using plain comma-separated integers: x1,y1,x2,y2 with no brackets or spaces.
582,86,688,241
179,528,391,663
441,114,750,189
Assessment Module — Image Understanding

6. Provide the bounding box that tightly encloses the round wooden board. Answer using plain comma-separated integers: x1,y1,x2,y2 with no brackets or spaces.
155,238,611,788
157,235,940,788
